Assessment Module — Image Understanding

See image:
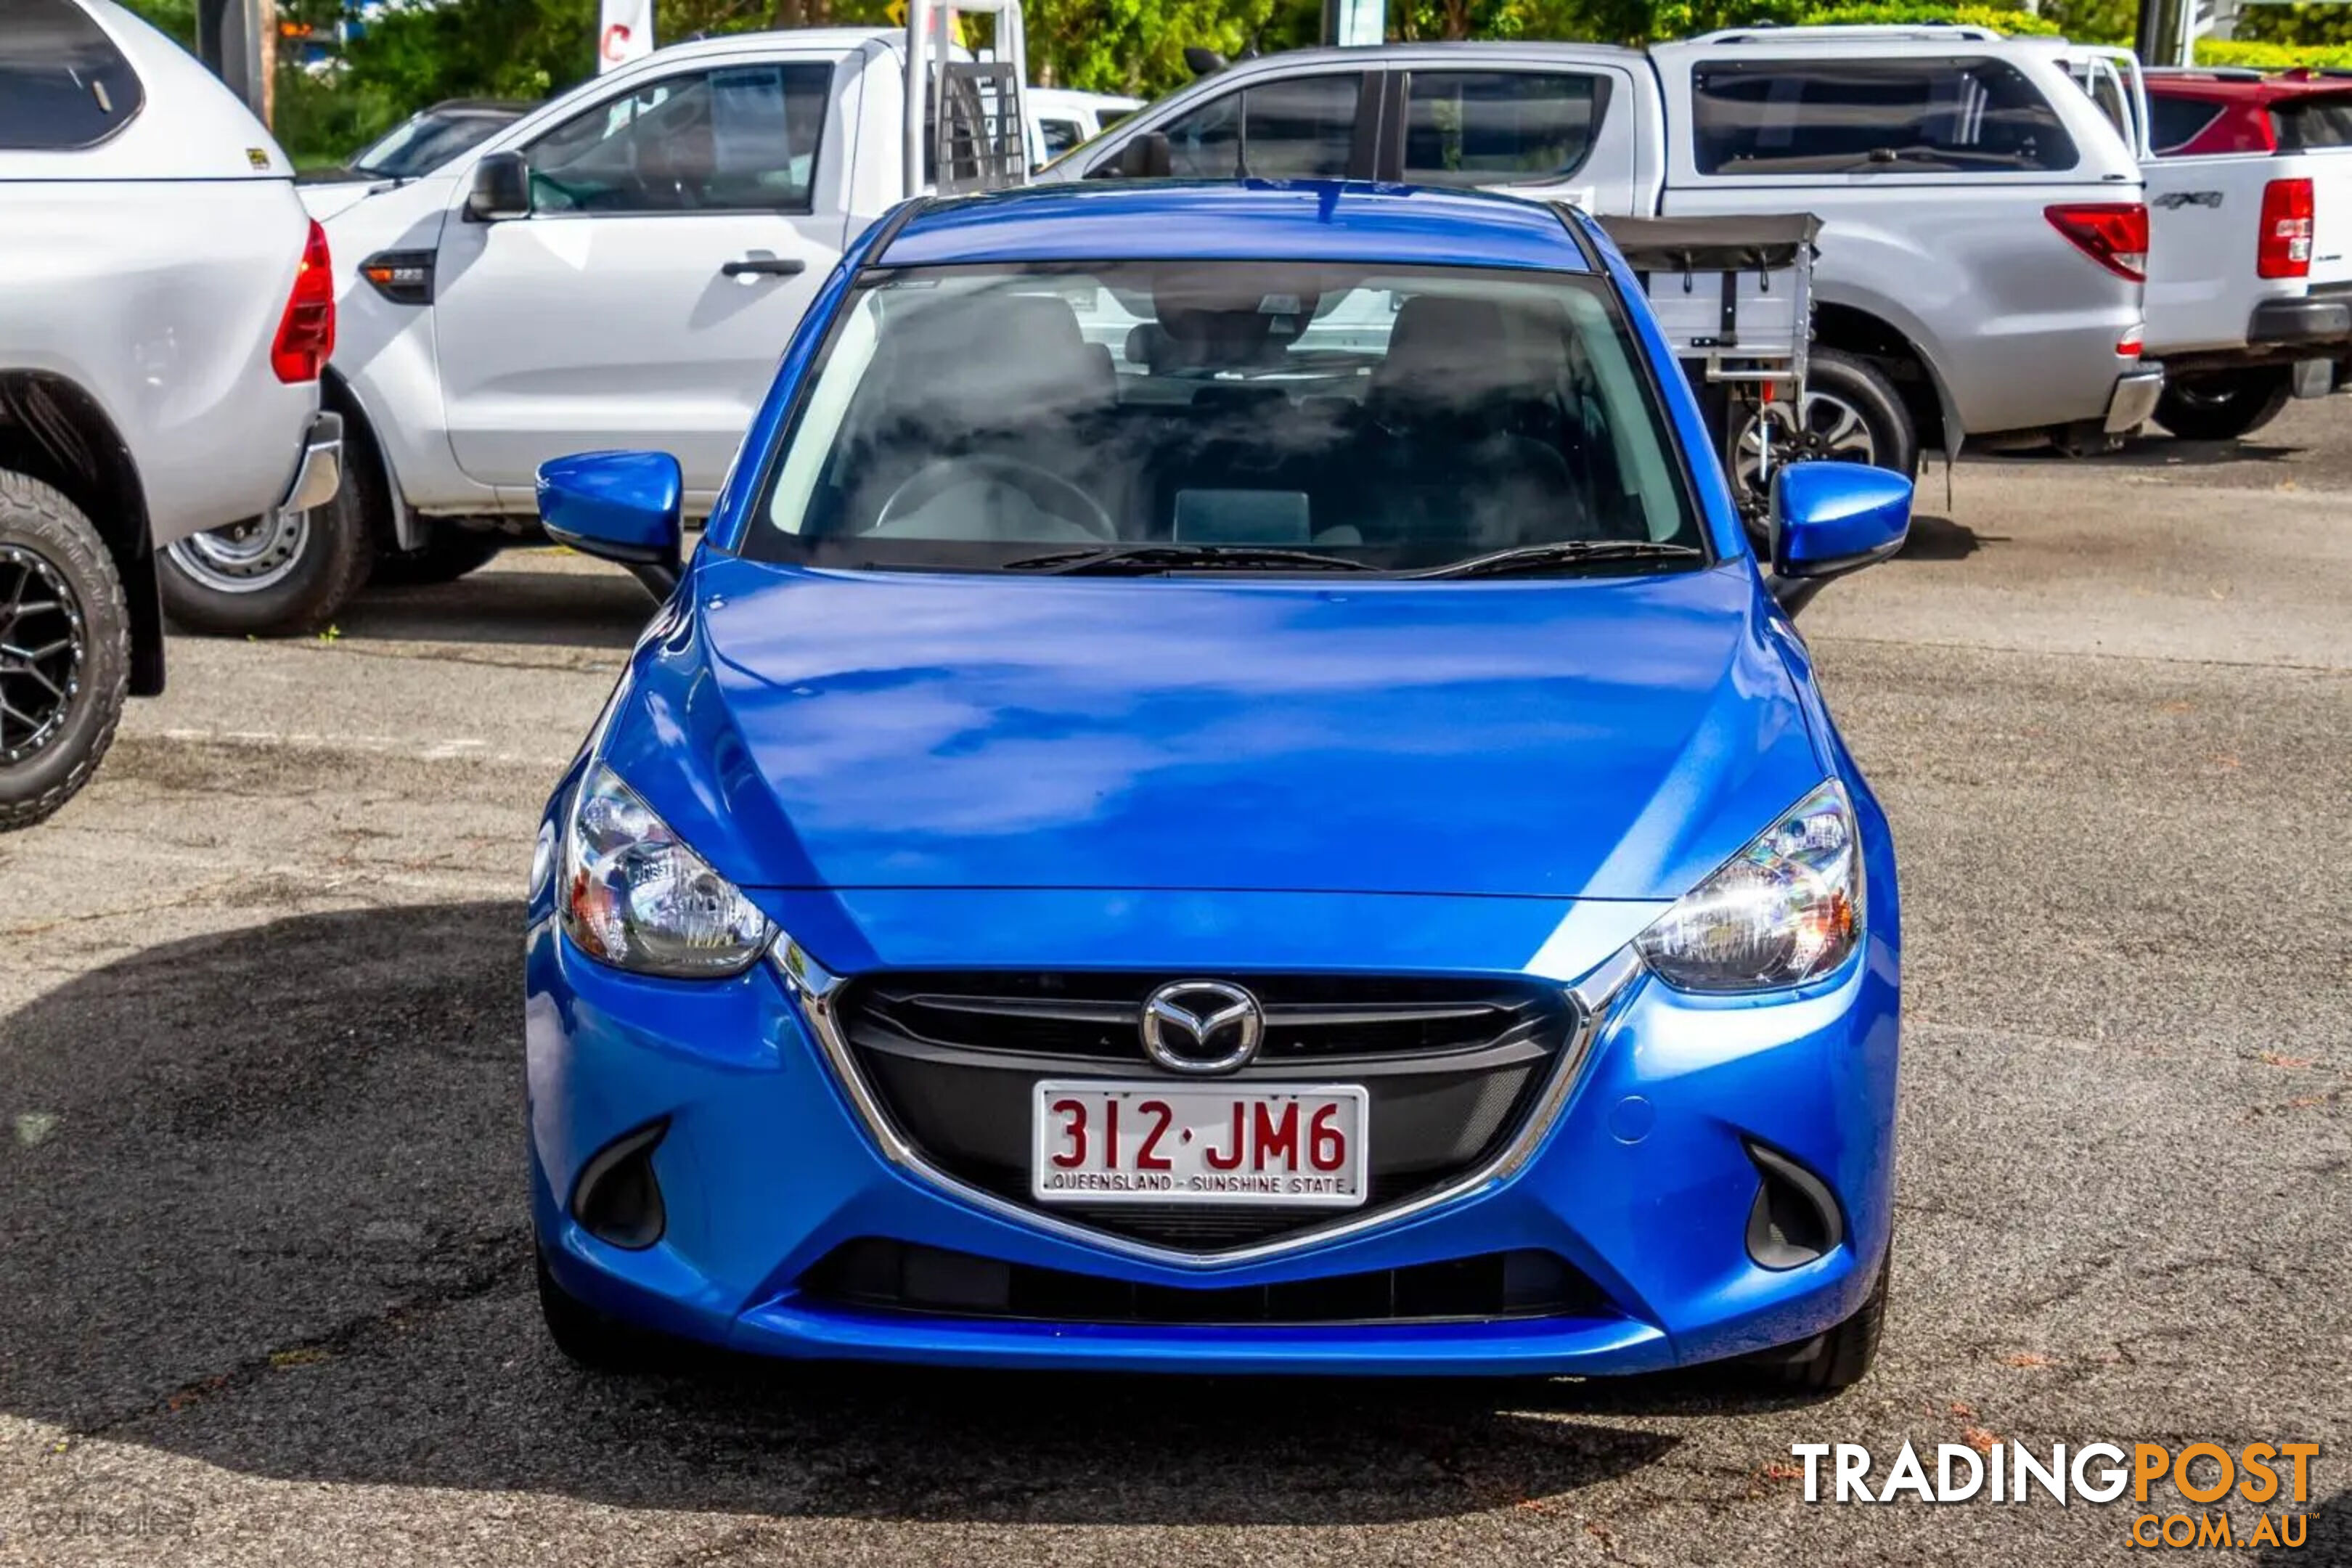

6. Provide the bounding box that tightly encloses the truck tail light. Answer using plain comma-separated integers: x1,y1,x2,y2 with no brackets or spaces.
270,219,336,383
2258,178,2314,279
2045,203,2149,283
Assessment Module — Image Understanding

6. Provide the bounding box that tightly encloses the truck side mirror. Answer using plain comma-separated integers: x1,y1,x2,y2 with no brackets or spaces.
1768,461,1911,614
467,152,532,222
536,451,684,600
1117,132,1172,179
1183,46,1228,76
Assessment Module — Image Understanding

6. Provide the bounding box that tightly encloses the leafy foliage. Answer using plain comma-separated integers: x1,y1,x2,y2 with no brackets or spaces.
2197,37,2352,68
2231,5,2352,47
130,0,2306,169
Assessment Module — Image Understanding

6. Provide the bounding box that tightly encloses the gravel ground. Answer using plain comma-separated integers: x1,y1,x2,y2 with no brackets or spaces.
1,409,2346,1567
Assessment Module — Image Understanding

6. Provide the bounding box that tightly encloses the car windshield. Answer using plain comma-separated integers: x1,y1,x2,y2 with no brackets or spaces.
748,260,1702,574
353,110,510,179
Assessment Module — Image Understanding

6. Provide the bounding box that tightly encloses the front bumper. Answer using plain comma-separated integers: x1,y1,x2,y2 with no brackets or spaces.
525,890,1900,1378
2105,366,2166,433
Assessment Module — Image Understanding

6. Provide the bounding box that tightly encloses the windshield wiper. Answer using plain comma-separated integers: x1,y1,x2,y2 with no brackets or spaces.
1408,541,1705,580
1001,544,1378,575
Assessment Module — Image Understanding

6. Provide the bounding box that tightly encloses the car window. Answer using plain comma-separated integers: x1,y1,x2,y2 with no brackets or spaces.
522,62,832,214
1402,71,1606,187
751,259,1700,573
1160,75,1361,179
354,110,513,179
1691,57,2080,175
0,0,144,151
2272,94,2352,151
2067,61,2136,150
2147,93,2224,154
1038,116,1084,158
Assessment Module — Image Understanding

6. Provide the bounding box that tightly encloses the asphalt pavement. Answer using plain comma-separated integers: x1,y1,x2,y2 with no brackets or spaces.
1,410,2346,1566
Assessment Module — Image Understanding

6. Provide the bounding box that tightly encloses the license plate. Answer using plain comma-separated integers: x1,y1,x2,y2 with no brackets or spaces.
1031,1080,1368,1207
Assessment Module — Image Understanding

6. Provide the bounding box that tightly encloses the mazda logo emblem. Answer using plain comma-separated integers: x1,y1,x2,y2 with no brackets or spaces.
1140,980,1264,1075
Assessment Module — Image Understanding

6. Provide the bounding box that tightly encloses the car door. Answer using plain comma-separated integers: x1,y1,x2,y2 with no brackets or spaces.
1375,60,1651,216
431,56,844,505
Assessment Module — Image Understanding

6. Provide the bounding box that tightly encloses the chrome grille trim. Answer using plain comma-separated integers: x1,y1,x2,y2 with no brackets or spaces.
770,941,1644,1270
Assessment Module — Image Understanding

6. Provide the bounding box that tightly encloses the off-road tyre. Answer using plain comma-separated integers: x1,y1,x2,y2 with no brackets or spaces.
0,469,130,830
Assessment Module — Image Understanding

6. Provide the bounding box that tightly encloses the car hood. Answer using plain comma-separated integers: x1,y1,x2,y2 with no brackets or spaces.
298,177,391,223
605,556,1829,902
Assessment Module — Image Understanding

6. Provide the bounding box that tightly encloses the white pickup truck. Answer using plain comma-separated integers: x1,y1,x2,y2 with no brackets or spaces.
1,0,339,827
158,4,1030,634
1050,26,2167,490
2128,66,2352,438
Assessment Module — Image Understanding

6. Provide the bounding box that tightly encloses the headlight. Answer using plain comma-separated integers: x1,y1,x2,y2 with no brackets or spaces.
560,764,775,977
1636,781,1861,993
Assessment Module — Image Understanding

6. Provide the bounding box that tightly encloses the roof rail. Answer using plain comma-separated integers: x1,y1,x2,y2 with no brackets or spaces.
1690,23,2003,44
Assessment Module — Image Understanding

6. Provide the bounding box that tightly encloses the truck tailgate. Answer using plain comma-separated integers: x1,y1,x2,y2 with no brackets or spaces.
2144,147,2352,355
2298,150,2352,287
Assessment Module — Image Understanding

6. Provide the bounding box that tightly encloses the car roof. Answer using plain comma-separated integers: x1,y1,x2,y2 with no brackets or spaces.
1176,40,1650,81
629,26,897,64
880,181,1594,271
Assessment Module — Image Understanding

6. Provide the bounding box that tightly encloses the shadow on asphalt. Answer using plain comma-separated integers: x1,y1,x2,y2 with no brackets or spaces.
1965,430,2304,470
1895,513,1993,562
0,904,1739,1526
336,552,655,650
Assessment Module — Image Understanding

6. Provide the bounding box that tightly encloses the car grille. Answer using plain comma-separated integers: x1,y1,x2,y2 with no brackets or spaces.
834,971,1579,1254
799,1238,1617,1326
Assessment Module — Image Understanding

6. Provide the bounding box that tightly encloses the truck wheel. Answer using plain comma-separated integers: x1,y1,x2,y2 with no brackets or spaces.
1731,348,1919,507
160,474,374,637
373,522,508,588
1740,350,1919,510
0,470,130,831
2156,369,2292,442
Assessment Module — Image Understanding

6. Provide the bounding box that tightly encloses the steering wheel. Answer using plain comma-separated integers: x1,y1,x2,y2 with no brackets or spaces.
871,455,1116,541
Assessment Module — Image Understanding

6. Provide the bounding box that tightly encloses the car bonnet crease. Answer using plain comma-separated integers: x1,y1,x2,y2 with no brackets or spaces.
595,556,1829,903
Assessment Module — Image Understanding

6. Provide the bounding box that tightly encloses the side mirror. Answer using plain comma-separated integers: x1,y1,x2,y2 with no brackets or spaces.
536,451,683,600
1183,45,1228,76
1116,131,1173,179
467,151,532,221
1768,461,1911,613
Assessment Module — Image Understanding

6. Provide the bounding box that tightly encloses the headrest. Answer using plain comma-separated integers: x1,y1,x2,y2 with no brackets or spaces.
885,294,1113,430
1368,295,1566,417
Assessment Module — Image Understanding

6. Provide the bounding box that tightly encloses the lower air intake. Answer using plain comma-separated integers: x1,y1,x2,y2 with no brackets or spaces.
799,1238,1617,1326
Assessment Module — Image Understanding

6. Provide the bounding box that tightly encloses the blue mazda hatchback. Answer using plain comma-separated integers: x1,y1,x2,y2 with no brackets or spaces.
525,181,1909,1392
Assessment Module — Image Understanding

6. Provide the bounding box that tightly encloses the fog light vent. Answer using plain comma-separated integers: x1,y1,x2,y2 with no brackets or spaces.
570,1120,669,1251
1744,1142,1844,1270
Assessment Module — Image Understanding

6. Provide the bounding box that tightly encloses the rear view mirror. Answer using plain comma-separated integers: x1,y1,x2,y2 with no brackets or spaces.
1768,461,1911,613
467,151,531,221
536,451,684,600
